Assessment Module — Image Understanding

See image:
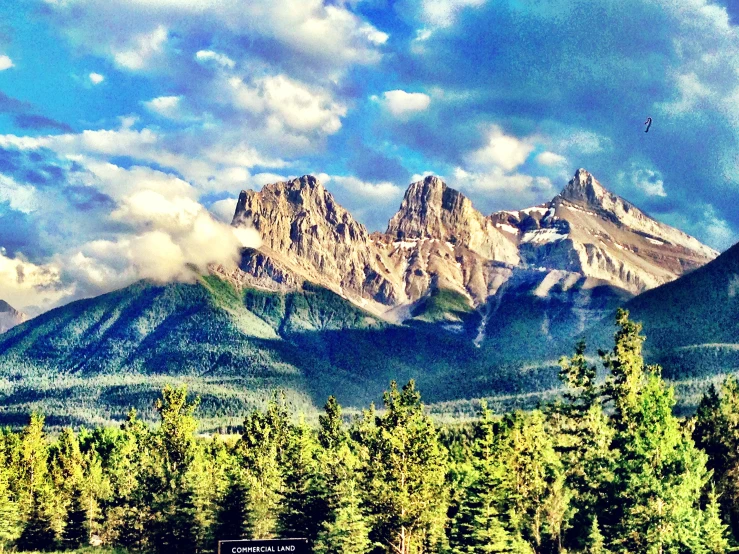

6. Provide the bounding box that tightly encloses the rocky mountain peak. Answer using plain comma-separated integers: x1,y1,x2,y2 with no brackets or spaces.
557,168,612,209
386,175,474,240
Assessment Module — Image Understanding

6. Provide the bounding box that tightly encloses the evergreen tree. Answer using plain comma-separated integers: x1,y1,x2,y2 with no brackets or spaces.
588,516,606,554
361,380,449,554
214,474,253,543
449,403,516,554
601,310,723,553
151,483,202,554
0,465,19,553
315,397,371,554
19,491,56,552
549,341,614,550
61,487,87,550
278,422,327,545
702,487,730,554
239,392,291,539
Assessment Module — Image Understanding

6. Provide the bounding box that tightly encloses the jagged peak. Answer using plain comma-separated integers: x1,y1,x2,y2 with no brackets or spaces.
558,168,609,206
387,175,473,238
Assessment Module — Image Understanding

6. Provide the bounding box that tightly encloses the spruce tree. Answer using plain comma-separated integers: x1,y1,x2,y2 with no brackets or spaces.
19,491,56,552
601,310,724,553
702,487,730,554
361,380,449,554
61,487,87,549
278,423,326,544
314,397,371,554
214,474,252,543
239,392,291,539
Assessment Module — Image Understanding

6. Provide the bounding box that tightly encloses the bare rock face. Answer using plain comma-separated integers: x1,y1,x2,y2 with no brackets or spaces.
227,170,718,329
494,169,718,295
387,176,519,263
232,176,402,308
0,300,28,334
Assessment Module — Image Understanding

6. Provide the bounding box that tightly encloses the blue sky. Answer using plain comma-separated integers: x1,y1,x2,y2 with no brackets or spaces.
0,0,738,313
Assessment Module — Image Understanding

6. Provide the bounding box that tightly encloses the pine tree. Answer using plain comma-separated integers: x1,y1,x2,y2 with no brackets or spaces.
61,487,87,549
702,487,730,554
214,474,252,543
361,380,449,554
588,516,606,554
19,491,56,552
278,423,326,544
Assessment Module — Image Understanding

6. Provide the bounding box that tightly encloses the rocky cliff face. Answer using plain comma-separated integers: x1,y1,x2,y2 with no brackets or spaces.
0,300,27,334
493,169,717,294
226,169,718,332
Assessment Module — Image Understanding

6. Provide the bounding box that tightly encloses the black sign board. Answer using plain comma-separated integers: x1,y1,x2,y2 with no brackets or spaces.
218,538,309,554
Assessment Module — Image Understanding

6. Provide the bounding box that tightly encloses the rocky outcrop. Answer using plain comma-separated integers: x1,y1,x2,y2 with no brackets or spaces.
387,176,519,263
494,169,718,294
228,169,718,328
0,300,27,334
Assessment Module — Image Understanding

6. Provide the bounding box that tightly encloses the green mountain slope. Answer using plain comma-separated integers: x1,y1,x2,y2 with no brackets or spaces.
584,241,739,383
0,277,564,428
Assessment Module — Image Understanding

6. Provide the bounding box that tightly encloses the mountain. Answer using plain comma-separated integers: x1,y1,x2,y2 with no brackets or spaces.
0,300,27,334
227,169,715,339
0,169,720,426
584,240,739,383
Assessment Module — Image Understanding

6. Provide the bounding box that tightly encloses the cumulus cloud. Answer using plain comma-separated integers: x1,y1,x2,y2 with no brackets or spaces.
467,126,535,173
381,90,431,118
0,174,39,214
226,74,347,135
0,250,69,315
112,25,168,70
88,72,105,84
535,151,568,167
450,165,556,212
0,55,13,71
625,166,668,198
144,95,182,119
420,0,486,28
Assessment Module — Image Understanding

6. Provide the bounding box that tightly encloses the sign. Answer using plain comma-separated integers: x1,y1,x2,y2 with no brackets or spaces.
218,538,309,554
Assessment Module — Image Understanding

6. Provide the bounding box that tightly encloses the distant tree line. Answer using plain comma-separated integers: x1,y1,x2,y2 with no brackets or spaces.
0,309,738,553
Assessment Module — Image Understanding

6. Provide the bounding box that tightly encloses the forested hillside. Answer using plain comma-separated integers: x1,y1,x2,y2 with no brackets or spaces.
1,311,738,553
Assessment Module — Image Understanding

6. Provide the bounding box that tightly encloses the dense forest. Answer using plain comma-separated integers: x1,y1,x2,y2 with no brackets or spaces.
1,310,739,553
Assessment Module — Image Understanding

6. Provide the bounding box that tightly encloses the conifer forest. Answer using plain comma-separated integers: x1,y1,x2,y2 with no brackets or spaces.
1,310,738,554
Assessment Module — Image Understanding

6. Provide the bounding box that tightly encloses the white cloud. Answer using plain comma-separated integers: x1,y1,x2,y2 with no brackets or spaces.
0,55,14,71
43,0,385,74
630,167,667,198
0,174,39,214
467,125,535,173
227,74,347,135
558,130,613,155
420,0,485,28
0,251,69,315
209,198,239,223
88,72,105,84
535,151,568,167
195,49,235,69
329,175,404,203
112,25,168,70
144,95,182,119
450,165,557,209
381,90,431,118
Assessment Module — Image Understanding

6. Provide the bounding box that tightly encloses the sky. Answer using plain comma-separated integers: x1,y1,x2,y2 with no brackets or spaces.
1,0,739,314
